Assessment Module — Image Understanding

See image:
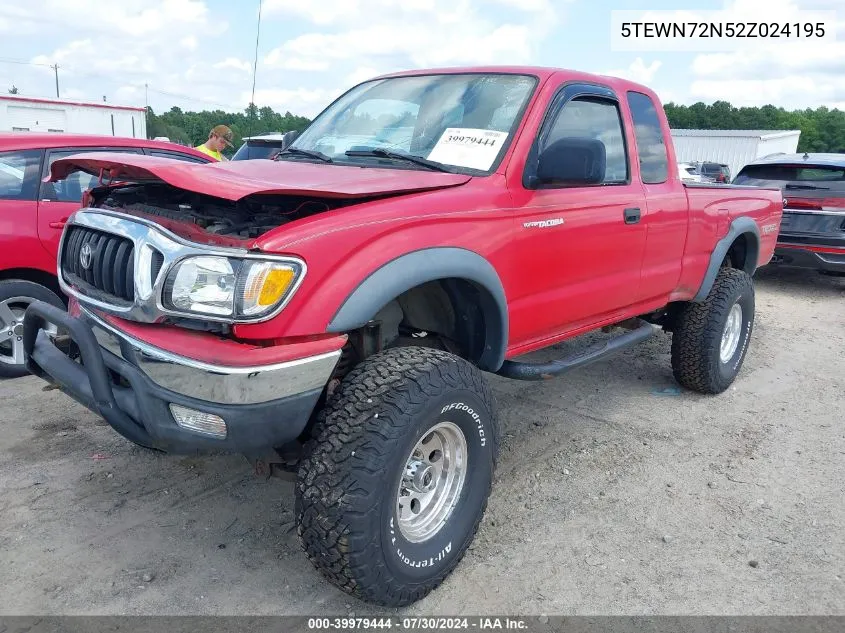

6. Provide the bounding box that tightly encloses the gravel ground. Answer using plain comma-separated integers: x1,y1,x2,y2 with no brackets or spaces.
1,266,843,616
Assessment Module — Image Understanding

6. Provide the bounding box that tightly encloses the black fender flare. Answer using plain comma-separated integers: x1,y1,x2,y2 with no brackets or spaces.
693,216,760,302
326,247,509,371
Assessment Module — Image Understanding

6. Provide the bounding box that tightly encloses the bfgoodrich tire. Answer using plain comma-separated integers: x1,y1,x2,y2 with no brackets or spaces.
0,280,65,379
671,267,755,394
295,347,499,607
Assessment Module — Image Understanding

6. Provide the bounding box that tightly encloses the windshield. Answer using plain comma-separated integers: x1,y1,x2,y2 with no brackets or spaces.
733,163,845,190
285,73,537,174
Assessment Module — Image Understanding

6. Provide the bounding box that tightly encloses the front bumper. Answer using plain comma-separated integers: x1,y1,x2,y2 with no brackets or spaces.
23,301,340,454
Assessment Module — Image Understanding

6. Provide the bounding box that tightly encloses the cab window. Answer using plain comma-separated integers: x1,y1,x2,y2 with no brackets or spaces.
544,98,628,184
627,91,669,184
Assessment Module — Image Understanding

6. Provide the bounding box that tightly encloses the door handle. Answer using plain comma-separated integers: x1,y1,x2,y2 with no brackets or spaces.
623,207,641,224
48,217,69,229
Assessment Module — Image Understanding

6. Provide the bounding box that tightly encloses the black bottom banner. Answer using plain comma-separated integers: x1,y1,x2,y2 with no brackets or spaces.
0,616,842,633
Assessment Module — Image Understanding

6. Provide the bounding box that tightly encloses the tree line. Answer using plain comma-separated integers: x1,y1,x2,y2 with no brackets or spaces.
145,100,845,154
664,101,845,153
145,103,311,151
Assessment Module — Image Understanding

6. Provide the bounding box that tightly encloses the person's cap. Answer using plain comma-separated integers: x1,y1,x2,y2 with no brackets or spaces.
211,124,234,147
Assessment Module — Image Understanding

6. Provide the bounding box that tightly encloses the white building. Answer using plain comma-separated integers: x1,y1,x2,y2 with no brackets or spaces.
0,95,147,138
670,129,801,179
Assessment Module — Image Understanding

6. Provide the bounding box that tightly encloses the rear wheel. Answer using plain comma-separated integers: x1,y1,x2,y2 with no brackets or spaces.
0,280,64,378
671,267,755,394
295,347,498,606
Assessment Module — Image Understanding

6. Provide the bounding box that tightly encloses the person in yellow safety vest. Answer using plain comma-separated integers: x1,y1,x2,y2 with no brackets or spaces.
195,125,234,161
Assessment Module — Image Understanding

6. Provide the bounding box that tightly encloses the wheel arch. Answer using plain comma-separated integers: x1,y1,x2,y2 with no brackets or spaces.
0,267,65,303
693,217,760,302
326,247,508,372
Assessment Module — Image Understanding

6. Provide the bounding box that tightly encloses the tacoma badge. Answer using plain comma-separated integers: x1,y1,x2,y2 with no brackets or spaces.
523,218,564,228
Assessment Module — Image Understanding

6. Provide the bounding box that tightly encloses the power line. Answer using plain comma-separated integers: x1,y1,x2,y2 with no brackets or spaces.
251,0,262,108
0,56,240,111
0,57,53,68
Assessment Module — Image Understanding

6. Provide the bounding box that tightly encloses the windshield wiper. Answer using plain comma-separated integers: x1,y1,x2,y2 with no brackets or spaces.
785,183,829,190
275,147,333,163
344,148,455,173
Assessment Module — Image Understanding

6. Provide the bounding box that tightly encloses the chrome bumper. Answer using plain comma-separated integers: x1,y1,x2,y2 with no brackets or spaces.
83,308,340,406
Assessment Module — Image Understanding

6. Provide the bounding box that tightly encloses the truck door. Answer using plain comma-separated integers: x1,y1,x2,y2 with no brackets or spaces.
507,83,648,344
37,147,143,261
626,90,688,302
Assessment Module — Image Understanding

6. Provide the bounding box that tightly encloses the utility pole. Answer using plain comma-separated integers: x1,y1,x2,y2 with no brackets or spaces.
51,64,59,98
249,0,262,139
145,83,150,140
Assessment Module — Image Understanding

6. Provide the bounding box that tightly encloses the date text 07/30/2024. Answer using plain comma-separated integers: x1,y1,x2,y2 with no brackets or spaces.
307,617,530,630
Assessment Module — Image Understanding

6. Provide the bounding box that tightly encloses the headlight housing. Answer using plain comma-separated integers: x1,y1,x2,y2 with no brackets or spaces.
163,255,303,321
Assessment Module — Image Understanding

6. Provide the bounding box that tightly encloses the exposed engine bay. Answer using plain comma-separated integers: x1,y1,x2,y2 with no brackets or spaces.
91,182,365,242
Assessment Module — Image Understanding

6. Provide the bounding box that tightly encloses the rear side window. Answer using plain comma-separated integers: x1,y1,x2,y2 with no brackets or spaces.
148,150,209,164
733,164,845,190
0,149,42,201
627,91,668,184
42,148,143,203
232,142,282,160
544,97,629,184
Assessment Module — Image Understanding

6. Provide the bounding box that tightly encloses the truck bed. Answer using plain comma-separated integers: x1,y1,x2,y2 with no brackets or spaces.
675,182,783,298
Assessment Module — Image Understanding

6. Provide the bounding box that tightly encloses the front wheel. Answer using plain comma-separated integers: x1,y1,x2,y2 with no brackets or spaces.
295,347,498,607
0,280,65,378
671,267,755,394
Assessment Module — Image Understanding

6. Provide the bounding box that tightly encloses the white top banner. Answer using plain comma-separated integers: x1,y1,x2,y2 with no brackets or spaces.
610,9,836,52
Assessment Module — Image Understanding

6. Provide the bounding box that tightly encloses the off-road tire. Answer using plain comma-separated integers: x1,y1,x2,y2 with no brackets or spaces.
671,267,755,394
0,280,65,379
295,347,498,607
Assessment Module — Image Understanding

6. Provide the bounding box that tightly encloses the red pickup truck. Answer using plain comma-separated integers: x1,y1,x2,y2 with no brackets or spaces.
23,67,783,606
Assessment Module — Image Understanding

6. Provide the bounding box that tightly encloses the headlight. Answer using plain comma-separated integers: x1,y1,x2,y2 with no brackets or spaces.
239,261,298,317
163,256,302,320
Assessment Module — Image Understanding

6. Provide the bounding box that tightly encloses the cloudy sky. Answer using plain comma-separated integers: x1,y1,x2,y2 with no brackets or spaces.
0,0,842,117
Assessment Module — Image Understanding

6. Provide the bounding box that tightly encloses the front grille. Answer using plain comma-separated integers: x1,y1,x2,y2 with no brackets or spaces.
151,249,165,283
62,226,136,302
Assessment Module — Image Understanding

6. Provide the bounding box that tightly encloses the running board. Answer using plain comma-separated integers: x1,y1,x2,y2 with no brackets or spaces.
497,320,658,381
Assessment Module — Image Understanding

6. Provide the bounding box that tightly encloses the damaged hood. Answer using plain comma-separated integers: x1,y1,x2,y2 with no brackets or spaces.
47,152,472,201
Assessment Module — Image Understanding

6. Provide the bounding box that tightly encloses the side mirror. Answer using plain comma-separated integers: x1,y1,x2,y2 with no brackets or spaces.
535,137,606,186
280,130,299,150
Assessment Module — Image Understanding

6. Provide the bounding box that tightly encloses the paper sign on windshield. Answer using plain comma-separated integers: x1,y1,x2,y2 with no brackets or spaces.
428,128,509,171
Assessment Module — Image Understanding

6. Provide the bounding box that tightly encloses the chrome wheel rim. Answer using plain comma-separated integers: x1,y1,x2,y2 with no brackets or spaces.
396,421,468,543
0,297,56,367
720,303,743,364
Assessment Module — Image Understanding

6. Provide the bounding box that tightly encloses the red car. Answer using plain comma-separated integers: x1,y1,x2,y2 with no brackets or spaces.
0,133,212,376
25,67,783,605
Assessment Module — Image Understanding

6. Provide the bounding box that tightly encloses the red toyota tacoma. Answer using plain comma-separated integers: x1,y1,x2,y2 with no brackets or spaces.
23,67,783,606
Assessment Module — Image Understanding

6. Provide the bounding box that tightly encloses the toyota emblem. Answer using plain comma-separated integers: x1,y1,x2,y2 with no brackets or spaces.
79,243,93,270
